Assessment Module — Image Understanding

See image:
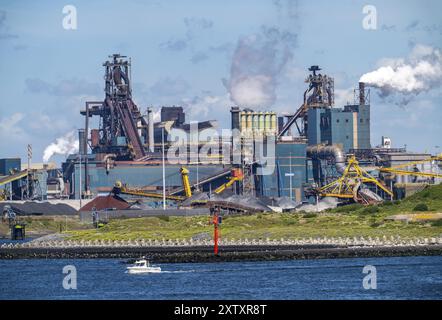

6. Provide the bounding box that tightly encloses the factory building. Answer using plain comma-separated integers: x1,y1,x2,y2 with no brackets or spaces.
60,60,389,204
1,56,440,206
255,140,307,202
0,158,49,201
307,83,371,152
230,106,307,201
2,57,435,205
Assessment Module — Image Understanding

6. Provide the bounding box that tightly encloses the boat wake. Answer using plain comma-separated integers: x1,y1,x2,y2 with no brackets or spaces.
157,270,196,274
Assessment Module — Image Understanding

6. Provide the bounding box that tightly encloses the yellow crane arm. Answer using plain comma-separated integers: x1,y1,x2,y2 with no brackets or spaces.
180,167,192,198
214,177,238,194
380,168,442,178
384,155,441,170
361,176,394,197
214,169,244,194
118,187,185,201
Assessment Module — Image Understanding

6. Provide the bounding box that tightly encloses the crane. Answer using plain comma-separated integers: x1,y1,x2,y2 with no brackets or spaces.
318,155,393,204
213,168,243,194
180,167,192,198
379,155,442,179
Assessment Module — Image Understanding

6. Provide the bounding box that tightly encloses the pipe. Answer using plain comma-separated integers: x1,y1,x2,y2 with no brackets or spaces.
147,108,154,152
102,154,116,175
84,102,90,195
307,145,346,173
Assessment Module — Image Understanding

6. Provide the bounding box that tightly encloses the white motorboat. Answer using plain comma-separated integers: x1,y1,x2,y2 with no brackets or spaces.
127,258,161,274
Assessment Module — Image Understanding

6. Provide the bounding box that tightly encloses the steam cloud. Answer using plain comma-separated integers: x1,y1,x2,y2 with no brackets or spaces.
360,44,442,103
224,27,297,108
43,131,79,162
295,197,338,213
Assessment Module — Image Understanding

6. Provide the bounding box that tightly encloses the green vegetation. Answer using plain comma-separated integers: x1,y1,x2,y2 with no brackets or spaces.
2,184,441,241
66,210,442,241
66,184,442,241
0,216,88,238
302,213,318,218
413,203,429,212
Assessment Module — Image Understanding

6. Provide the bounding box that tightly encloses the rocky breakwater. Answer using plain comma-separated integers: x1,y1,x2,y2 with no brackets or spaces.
1,236,441,262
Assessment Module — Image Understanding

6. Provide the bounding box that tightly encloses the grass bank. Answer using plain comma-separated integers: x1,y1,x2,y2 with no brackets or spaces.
2,184,441,241
66,184,442,241
65,211,441,241
0,216,88,239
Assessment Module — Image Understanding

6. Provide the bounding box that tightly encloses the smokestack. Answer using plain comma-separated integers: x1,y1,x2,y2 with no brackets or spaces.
78,129,86,155
230,106,240,131
147,108,154,152
359,82,365,106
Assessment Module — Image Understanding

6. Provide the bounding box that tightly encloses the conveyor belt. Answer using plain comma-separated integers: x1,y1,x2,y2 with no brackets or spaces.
168,167,232,196
0,170,27,187
117,100,146,160
277,103,305,138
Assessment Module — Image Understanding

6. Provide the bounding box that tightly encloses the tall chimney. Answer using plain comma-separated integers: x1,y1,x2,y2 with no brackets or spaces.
359,82,365,106
147,108,154,152
78,129,86,155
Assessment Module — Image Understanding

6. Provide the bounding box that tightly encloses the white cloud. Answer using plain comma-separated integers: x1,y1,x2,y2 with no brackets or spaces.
0,113,26,137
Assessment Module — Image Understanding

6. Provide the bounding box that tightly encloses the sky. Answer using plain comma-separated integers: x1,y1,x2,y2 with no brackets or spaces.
0,0,441,165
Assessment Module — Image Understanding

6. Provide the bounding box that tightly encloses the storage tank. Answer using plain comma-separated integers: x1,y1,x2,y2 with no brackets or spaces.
271,114,277,130
247,113,253,130
264,113,271,130
241,113,247,131
259,112,265,131
253,114,259,132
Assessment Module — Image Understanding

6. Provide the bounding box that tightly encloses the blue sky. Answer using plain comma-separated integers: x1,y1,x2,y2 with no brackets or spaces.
0,0,441,164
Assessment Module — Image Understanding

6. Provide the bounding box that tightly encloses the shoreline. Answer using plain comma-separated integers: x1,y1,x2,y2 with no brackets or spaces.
1,244,441,262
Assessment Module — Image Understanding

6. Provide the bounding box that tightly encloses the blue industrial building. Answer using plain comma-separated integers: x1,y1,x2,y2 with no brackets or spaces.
307,103,370,153
0,158,21,176
255,141,307,202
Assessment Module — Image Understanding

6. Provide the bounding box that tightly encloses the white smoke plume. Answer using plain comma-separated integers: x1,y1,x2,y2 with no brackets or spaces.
223,27,297,108
295,197,338,213
360,44,442,104
151,109,161,122
43,131,79,162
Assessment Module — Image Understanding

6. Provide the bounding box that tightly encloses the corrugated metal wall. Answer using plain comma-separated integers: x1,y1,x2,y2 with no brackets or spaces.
257,142,307,201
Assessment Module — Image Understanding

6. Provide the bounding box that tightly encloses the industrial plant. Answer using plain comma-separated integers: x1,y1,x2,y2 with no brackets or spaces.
1,54,441,218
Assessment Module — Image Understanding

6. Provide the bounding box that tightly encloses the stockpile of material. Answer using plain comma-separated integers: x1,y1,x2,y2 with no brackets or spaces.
79,195,130,212
180,191,210,207
262,196,301,212
208,194,271,212
0,202,77,216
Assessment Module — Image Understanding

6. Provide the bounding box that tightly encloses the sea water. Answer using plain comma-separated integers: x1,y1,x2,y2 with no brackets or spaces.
0,256,441,299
